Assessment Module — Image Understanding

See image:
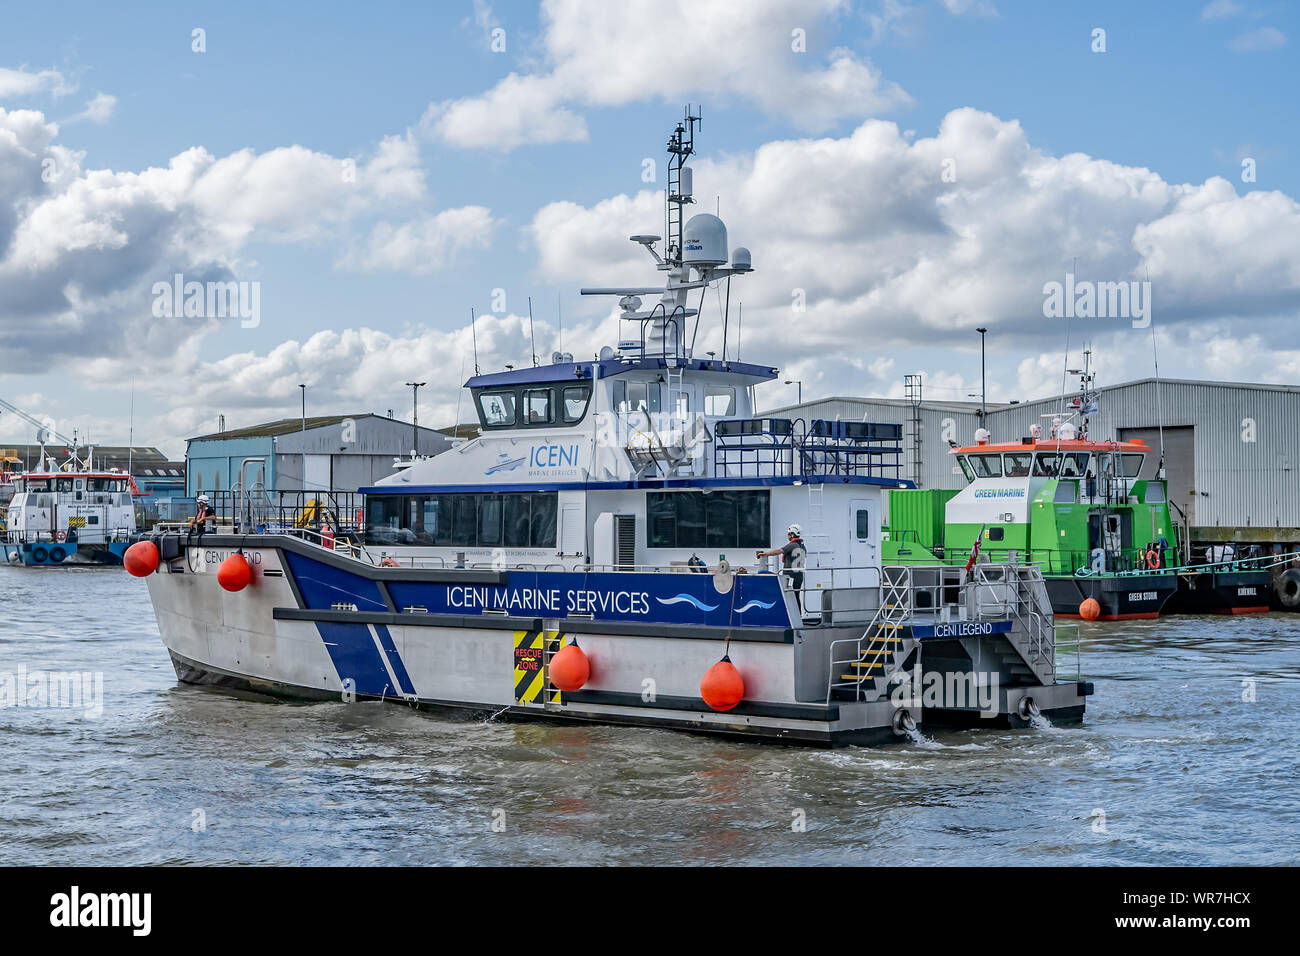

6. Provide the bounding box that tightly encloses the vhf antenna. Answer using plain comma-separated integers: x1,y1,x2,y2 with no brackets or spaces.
470,307,480,374
528,296,538,366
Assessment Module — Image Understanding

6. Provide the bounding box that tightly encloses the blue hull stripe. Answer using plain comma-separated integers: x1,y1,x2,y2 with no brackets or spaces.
285,551,388,611
315,621,399,697
372,624,417,697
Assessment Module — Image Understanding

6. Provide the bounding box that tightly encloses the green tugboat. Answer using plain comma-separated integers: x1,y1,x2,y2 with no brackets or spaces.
883,420,1275,620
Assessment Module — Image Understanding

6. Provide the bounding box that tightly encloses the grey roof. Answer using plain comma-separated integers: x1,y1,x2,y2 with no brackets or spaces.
773,376,1300,417
188,413,446,443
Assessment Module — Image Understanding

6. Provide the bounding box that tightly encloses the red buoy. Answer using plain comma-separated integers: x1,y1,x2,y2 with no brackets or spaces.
1079,597,1101,621
123,540,160,577
700,655,744,711
549,642,590,692
217,552,251,592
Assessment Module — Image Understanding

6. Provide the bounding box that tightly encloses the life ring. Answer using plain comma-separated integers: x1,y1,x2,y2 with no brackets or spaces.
49,546,67,563
379,557,399,568
1145,549,1159,570
54,530,67,542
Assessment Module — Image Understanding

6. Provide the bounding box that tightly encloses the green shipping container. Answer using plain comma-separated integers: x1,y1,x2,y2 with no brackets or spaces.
886,488,959,552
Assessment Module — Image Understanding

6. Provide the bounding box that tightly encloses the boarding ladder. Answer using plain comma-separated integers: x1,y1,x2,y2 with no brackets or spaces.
828,566,918,702
968,563,1056,685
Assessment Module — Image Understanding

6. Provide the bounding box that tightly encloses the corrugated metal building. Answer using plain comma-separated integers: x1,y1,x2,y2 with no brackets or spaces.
186,414,453,495
770,377,1300,543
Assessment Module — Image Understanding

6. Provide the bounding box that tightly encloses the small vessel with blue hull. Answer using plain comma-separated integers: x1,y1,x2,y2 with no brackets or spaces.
134,113,1090,744
2,442,137,566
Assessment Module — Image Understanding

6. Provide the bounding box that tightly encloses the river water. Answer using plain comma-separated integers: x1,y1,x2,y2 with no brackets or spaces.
1,564,1296,866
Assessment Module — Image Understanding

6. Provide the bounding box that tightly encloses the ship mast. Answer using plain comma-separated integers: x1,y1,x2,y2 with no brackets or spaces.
579,107,752,361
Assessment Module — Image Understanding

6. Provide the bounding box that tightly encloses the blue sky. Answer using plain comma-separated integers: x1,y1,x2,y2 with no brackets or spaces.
1,0,1296,454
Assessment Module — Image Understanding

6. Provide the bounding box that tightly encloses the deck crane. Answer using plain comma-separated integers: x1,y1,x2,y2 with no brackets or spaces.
0,396,86,469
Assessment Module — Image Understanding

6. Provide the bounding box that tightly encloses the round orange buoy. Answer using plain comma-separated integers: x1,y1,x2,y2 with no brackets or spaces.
123,540,160,577
549,643,590,691
700,655,745,711
217,552,251,592
1079,597,1101,621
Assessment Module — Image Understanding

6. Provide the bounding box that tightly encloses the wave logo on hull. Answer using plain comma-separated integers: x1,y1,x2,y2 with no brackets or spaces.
735,599,776,613
656,594,720,612
485,453,526,475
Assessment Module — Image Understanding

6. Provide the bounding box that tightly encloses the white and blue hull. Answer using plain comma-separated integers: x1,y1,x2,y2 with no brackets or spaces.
144,533,1089,746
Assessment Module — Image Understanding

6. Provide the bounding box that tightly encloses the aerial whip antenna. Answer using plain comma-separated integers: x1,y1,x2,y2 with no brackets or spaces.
1148,267,1166,477
470,307,480,375
527,296,538,366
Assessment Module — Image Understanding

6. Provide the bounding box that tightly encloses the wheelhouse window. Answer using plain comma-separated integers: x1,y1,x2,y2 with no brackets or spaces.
1119,454,1144,478
704,386,735,417
613,379,661,414
473,384,589,429
478,391,517,427
646,490,770,549
523,388,553,425
562,386,591,423
957,456,975,482
969,454,1002,478
1033,452,1090,478
365,492,557,549
1004,453,1033,477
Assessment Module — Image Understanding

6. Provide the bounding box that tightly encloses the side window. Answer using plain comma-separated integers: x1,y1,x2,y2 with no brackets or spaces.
479,391,517,427
523,388,553,425
704,386,735,416
623,381,661,413
562,386,590,423
855,509,870,540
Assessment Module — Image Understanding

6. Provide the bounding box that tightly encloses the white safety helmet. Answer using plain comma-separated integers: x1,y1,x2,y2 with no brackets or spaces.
787,524,801,537
197,494,210,503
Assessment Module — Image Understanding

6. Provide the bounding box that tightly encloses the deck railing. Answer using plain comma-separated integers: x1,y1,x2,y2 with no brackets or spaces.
713,418,904,481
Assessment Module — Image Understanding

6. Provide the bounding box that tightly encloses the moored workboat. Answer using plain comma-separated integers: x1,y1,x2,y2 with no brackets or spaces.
884,376,1275,618
2,441,138,566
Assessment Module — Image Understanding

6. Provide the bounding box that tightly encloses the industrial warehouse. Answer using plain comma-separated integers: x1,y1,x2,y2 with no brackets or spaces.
773,375,1300,553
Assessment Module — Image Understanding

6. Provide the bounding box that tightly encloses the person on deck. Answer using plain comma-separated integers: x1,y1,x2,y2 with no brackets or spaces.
757,524,808,614
188,494,214,544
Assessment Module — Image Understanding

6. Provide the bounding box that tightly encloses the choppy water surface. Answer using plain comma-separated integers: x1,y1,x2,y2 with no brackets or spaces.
1,564,1296,865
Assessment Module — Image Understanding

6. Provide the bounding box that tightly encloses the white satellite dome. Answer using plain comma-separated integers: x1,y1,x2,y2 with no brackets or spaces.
683,213,728,267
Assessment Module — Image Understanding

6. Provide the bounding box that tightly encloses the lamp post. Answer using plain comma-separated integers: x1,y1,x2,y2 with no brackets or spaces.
975,327,987,419
298,383,306,494
784,379,802,404
405,381,426,458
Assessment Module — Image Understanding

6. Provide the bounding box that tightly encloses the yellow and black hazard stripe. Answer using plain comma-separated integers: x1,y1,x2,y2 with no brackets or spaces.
512,630,572,705
544,631,570,706
513,630,545,703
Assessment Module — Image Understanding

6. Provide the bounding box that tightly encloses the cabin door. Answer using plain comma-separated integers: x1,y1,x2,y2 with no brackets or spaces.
847,498,879,587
